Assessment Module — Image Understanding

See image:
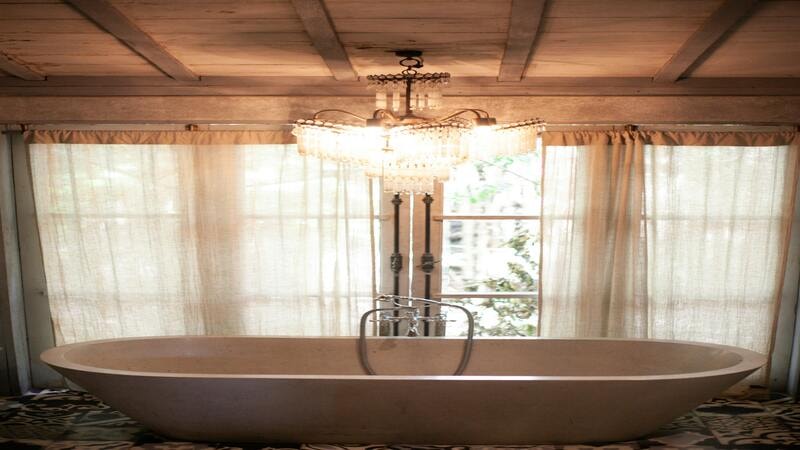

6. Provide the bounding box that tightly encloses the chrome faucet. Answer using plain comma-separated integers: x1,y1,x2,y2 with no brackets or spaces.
358,294,475,376
375,304,447,337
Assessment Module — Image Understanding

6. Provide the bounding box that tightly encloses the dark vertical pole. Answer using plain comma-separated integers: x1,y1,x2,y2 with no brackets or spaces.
404,76,412,117
421,193,435,335
390,193,403,336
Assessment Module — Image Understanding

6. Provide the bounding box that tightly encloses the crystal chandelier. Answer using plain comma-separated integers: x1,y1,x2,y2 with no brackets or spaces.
292,50,545,194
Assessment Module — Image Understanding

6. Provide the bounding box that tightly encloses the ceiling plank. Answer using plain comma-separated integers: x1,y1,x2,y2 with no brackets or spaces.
498,0,546,82
654,0,759,83
1,76,800,96
64,0,199,81
290,0,358,81
0,51,44,81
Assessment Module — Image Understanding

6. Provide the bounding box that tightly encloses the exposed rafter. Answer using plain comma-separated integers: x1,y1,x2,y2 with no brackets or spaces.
290,0,358,81
0,52,44,81
498,0,547,82
654,0,759,83
65,0,199,81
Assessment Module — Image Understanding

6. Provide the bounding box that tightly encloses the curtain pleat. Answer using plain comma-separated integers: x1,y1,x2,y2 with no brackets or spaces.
540,131,648,338
25,130,294,146
29,142,373,344
540,130,800,382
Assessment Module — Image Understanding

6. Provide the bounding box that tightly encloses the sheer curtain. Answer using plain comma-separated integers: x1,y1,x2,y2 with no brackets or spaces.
28,132,375,344
539,131,648,338
540,130,800,380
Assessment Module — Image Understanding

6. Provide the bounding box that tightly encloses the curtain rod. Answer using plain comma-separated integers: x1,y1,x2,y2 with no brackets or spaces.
2,123,798,132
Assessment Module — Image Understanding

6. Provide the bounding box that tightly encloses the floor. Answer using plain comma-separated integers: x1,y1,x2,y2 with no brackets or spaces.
0,389,797,450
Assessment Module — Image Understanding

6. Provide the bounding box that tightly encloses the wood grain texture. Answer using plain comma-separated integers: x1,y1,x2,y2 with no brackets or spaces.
654,0,760,82
691,0,800,77
0,95,798,125
65,0,199,81
109,0,300,20
0,0,796,81
290,0,355,80
0,51,44,80
325,0,511,19
498,0,546,81
544,0,723,18
2,76,800,96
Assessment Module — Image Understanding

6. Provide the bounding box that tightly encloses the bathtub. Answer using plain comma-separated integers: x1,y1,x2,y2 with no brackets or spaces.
41,336,764,444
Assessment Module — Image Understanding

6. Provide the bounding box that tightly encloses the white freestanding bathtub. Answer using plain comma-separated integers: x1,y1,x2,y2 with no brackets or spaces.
41,336,764,444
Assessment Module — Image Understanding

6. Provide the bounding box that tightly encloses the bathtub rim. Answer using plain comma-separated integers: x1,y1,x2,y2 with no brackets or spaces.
40,335,766,382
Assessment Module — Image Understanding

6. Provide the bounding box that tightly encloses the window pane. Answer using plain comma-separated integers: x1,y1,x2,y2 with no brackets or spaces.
440,297,538,337
441,219,539,293
443,152,541,215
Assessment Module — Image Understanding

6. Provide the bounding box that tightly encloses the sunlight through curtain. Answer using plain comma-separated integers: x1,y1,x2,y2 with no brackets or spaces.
28,137,374,344
540,131,800,381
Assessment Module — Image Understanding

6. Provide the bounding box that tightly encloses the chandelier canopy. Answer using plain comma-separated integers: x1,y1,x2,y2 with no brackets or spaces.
292,50,544,194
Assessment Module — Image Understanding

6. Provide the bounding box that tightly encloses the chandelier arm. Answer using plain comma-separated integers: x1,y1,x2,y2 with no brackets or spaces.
311,109,369,122
373,109,399,121
433,108,490,123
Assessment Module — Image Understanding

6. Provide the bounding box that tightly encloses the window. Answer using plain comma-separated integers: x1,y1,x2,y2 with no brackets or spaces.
387,148,543,337
30,143,375,344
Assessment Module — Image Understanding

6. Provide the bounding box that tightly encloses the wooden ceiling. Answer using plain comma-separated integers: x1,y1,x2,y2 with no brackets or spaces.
0,0,798,96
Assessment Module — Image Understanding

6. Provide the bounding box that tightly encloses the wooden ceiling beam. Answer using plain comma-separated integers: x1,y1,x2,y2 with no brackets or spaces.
654,0,759,83
1,77,800,96
498,0,547,82
1,96,798,125
290,0,358,81
0,52,44,81
65,0,199,81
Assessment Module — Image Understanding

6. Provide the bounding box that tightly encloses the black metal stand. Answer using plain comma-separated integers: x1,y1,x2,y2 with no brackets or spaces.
390,193,403,336
421,193,435,335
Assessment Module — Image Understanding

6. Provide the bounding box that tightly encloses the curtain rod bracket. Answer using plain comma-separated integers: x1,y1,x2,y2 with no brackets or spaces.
185,124,199,131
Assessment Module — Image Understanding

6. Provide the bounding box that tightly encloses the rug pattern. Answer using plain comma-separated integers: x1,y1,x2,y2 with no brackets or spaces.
0,389,797,450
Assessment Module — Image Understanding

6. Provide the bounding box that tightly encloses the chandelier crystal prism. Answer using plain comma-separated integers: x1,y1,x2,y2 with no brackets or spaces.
292,50,545,194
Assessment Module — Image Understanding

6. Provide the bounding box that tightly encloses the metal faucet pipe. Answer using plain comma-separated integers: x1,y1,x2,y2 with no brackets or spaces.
358,294,475,376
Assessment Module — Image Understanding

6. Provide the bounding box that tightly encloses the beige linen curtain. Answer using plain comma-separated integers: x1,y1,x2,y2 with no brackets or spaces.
27,131,374,344
540,130,800,379
539,131,648,338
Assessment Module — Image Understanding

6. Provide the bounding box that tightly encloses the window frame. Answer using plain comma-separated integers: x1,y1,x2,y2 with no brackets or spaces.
396,158,543,337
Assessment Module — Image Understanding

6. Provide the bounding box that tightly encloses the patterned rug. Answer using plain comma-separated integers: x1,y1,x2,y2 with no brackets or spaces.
0,389,797,450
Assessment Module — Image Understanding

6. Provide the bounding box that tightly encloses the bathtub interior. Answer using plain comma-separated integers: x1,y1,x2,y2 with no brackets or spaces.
54,337,748,377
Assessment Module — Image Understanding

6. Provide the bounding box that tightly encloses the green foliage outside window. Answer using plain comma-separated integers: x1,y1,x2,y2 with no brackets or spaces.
444,155,540,336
